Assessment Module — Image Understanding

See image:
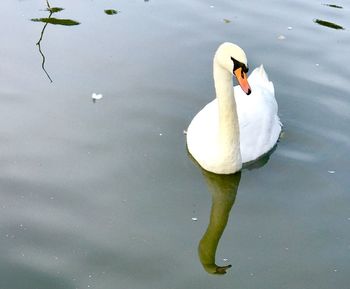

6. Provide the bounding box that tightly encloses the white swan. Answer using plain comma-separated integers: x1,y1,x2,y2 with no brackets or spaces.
187,42,282,174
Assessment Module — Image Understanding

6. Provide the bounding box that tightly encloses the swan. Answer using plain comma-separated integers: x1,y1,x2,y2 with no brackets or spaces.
186,42,282,174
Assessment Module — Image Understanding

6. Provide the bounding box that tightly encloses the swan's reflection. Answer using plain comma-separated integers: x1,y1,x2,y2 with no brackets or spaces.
192,149,273,274
198,170,241,274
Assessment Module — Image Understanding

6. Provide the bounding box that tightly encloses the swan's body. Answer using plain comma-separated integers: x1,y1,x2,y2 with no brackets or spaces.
187,43,281,174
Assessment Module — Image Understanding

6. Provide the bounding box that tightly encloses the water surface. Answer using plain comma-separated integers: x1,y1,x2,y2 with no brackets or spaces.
1,1,349,289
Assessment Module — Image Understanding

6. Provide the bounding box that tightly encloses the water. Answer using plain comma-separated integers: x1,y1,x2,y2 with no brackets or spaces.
1,0,349,288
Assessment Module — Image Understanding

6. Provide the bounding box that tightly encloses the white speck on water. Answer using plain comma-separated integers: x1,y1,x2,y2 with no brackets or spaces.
223,258,228,262
287,26,293,30
183,130,187,135
92,93,103,102
210,5,214,8
159,133,163,136
191,217,198,221
333,269,338,272
250,273,254,276
258,235,262,239
316,63,320,66
285,247,289,251
277,35,286,40
328,170,336,174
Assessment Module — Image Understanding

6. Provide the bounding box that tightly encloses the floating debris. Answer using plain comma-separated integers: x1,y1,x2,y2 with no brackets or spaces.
287,26,293,30
31,17,80,26
328,170,336,174
183,130,187,135
223,19,231,24
159,133,163,136
92,93,103,103
316,63,320,66
209,5,214,8
191,217,198,221
47,7,64,13
314,19,344,30
222,258,228,262
277,35,286,40
323,4,343,9
104,9,119,15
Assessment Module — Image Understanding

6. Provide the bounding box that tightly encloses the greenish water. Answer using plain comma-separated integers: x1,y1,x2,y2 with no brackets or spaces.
1,1,349,288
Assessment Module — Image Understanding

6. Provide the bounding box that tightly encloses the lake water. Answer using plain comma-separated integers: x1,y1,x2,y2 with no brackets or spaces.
1,0,349,288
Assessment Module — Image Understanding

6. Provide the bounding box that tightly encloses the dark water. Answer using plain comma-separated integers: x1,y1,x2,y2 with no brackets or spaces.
1,0,349,288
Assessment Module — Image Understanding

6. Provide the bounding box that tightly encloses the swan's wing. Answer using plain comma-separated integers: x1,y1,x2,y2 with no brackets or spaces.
235,65,281,163
247,64,274,94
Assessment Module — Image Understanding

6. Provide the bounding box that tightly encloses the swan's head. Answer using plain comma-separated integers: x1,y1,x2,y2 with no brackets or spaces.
214,42,251,95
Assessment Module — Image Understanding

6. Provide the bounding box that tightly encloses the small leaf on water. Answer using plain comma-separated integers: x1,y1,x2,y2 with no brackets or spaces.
104,9,119,15
31,18,80,26
223,19,231,24
47,7,64,13
314,19,344,30
323,4,343,9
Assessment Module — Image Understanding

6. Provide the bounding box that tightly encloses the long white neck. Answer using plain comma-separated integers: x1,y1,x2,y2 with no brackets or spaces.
213,60,242,172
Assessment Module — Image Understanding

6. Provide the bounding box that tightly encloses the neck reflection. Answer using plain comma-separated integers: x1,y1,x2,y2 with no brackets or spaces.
198,170,241,274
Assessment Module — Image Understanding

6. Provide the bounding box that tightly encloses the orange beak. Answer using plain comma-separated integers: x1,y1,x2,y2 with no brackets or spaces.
234,67,251,95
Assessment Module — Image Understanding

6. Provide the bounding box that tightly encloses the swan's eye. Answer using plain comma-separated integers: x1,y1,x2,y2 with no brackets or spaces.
231,57,248,74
